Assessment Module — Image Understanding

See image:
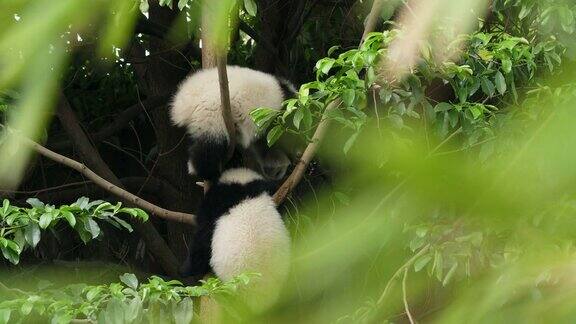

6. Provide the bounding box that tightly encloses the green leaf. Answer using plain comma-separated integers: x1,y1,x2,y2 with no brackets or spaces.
24,223,41,248
266,125,284,146
327,45,340,56
316,58,335,75
414,255,432,272
501,58,512,74
478,48,493,61
0,309,11,324
457,86,468,104
125,297,142,323
39,213,53,229
302,106,313,130
1,244,20,264
134,209,149,222
494,71,506,95
104,298,126,324
434,103,452,113
434,251,443,281
74,197,90,210
173,298,194,324
293,109,304,129
480,78,495,97
448,110,458,128
177,0,189,10
2,199,9,215
342,89,356,106
62,211,76,227
26,198,44,209
20,301,33,315
333,192,350,205
86,287,103,301
243,0,257,16
443,262,458,286
120,273,139,290
109,215,133,232
343,133,358,155
118,208,138,218
470,105,482,120
518,4,531,19
85,218,101,239
94,202,113,214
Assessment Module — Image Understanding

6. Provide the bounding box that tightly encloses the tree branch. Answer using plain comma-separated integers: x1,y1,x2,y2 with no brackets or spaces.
273,101,338,204
52,94,191,276
360,0,385,45
5,126,196,226
216,56,236,161
273,0,386,205
201,1,237,187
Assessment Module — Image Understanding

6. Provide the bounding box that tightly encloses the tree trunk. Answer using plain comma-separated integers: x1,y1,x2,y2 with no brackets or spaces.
129,5,201,262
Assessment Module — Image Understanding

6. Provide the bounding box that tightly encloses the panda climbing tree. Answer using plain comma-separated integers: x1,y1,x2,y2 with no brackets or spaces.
170,66,296,181
170,65,295,308
169,0,297,313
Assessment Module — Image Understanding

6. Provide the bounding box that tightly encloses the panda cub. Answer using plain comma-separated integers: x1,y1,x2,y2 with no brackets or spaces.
170,66,296,180
181,167,291,308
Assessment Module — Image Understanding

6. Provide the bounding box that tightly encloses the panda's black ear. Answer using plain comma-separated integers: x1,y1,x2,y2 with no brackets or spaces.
276,76,298,100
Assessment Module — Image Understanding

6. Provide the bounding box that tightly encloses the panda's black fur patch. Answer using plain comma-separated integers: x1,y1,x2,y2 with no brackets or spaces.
179,177,276,278
276,77,297,101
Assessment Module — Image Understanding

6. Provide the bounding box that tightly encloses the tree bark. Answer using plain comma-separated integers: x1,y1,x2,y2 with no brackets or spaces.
129,5,200,261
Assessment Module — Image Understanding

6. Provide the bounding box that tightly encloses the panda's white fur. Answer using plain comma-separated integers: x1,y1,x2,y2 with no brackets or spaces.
211,170,290,309
170,66,286,148
181,167,291,310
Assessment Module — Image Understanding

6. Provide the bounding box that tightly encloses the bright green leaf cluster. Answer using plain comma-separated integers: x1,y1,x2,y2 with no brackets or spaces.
0,272,256,324
0,197,148,265
253,4,567,155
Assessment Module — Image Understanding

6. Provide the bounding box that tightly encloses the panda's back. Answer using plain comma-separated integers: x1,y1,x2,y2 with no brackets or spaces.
210,192,290,282
170,66,285,147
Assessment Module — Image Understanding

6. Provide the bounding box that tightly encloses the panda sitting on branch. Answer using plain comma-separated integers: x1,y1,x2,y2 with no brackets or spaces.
170,65,294,309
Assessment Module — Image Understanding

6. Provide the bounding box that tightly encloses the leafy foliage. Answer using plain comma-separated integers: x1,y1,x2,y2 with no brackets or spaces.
4,0,576,323
253,23,564,152
0,272,255,324
0,197,148,265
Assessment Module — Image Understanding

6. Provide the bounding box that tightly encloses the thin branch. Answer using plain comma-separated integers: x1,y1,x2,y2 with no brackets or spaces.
0,280,28,296
55,93,184,277
6,128,196,226
377,244,430,305
360,0,385,45
429,126,463,155
402,268,416,324
274,0,386,204
33,137,196,225
216,55,236,161
7,176,186,205
273,101,338,204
